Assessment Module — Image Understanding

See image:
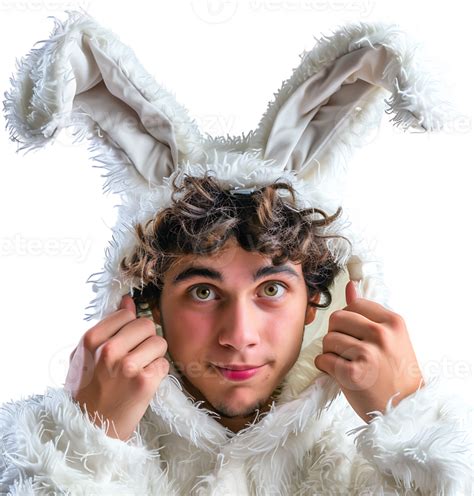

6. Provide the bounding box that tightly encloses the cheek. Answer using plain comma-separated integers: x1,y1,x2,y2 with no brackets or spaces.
268,307,306,350
165,310,213,357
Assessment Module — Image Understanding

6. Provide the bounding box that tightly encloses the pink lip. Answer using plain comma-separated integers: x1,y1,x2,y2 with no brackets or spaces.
215,365,265,381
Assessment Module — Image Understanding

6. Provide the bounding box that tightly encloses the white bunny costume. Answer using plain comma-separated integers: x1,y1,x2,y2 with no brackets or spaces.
0,10,472,496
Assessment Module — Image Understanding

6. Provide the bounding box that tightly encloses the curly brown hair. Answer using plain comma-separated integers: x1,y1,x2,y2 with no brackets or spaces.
120,172,351,311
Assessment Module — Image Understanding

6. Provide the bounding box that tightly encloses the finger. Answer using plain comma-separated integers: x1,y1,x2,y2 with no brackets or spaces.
315,352,376,392
328,309,378,340
322,331,361,361
141,356,170,381
343,297,391,324
314,351,350,377
346,280,359,305
123,336,168,375
119,294,136,315
98,317,160,362
84,309,137,351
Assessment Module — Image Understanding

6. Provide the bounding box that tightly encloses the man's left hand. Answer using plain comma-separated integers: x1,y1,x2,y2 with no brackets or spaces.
314,281,424,423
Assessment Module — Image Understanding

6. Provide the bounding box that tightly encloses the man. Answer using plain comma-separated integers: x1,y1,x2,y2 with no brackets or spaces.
1,10,471,495
1,176,471,495
66,176,424,443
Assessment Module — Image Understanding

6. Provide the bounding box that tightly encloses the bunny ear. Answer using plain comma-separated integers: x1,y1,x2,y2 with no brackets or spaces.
249,22,450,185
3,10,203,195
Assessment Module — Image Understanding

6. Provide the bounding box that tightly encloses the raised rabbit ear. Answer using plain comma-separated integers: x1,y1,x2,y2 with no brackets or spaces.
250,23,450,186
3,9,204,195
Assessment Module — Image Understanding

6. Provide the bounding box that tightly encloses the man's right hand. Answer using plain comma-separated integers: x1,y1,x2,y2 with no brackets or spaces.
64,295,169,441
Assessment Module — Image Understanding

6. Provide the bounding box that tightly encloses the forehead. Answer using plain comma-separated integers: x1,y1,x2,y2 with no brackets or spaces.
164,241,303,284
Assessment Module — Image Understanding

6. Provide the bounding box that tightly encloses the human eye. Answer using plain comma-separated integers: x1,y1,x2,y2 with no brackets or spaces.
188,284,217,302
260,281,287,299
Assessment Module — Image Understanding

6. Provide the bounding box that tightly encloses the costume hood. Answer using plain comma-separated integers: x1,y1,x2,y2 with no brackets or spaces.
3,9,453,449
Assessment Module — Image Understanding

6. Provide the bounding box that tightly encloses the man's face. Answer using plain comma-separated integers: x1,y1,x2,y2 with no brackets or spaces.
151,238,318,420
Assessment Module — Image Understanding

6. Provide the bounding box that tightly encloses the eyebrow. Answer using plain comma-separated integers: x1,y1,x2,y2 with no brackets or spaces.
171,264,300,286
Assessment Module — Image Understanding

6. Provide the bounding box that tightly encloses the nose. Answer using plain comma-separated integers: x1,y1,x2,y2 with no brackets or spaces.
217,297,261,351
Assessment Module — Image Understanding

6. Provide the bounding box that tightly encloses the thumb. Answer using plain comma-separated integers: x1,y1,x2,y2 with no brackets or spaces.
346,280,360,305
119,294,136,315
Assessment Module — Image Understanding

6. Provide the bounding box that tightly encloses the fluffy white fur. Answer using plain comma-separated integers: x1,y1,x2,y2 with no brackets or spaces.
1,9,472,496
1,369,472,494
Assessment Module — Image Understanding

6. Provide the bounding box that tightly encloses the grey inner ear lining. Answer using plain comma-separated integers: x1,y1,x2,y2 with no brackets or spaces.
62,31,413,195
69,36,177,185
74,82,175,182
305,81,379,164
263,45,399,173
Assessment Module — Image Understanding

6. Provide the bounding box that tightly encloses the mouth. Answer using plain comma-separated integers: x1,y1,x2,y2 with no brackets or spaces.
213,364,266,381
214,363,264,371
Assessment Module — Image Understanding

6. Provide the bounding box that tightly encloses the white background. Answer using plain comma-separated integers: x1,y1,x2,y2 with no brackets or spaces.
0,0,472,411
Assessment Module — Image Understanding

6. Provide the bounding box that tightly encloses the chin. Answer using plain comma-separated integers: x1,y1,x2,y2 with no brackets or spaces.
215,383,275,412
210,396,266,419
